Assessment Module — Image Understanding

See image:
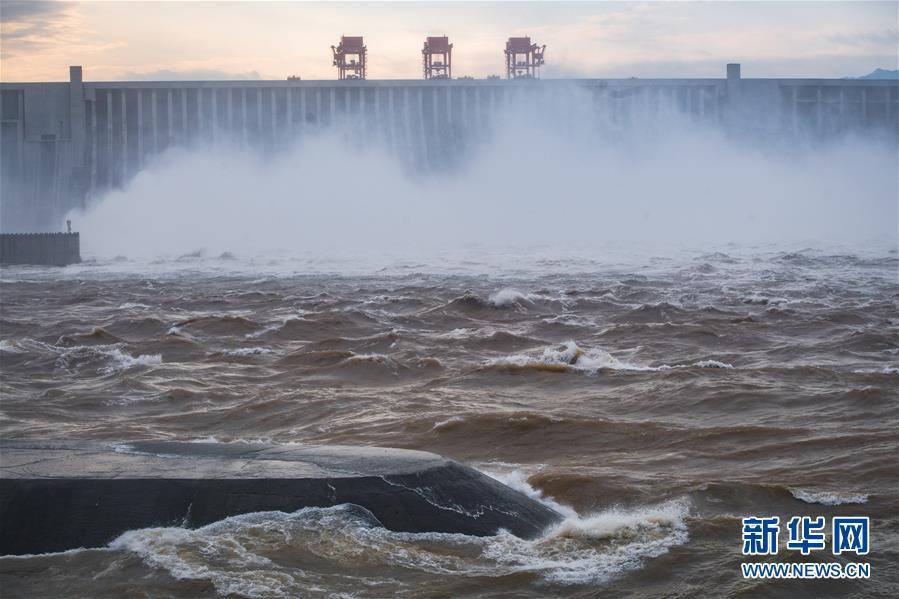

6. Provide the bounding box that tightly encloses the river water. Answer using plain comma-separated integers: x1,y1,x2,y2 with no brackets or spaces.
1,245,896,597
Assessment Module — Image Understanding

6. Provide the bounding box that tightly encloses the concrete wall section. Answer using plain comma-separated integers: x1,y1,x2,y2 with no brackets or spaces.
0,232,81,266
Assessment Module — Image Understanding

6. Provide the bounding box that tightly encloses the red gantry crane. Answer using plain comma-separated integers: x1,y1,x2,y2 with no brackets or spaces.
332,36,367,80
422,36,452,79
505,37,545,79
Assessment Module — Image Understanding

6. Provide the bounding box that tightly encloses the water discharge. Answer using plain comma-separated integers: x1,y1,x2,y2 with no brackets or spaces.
70,94,898,260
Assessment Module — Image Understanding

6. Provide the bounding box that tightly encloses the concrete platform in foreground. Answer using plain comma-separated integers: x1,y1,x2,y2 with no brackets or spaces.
0,441,562,555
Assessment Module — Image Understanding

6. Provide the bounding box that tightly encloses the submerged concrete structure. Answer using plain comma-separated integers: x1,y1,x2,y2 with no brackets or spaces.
0,64,896,231
0,441,562,555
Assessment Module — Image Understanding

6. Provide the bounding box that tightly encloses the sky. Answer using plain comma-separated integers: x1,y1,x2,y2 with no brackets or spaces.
1,1,896,82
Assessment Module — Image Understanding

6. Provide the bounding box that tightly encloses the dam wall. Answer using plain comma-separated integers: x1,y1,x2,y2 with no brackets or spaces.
1,65,897,232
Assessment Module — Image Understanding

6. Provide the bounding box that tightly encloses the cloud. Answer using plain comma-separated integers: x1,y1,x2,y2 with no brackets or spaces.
826,28,899,49
115,68,263,81
0,1,122,80
0,0,69,22
0,1,76,53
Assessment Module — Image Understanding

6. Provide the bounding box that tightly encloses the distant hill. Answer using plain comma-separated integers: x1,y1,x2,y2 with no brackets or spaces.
857,68,899,80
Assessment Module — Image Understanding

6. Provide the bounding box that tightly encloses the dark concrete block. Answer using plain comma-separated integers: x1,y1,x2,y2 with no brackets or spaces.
0,441,562,555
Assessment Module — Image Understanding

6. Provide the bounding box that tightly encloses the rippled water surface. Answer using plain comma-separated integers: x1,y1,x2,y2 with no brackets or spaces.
1,246,897,597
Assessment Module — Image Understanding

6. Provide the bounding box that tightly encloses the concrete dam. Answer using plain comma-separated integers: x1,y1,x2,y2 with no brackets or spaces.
1,64,897,232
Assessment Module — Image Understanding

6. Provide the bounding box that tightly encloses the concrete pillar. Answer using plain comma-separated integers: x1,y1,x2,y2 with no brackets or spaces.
726,63,742,128
151,89,158,152
136,89,143,164
373,86,381,144
296,87,304,133
402,87,412,155
329,87,336,123
816,86,822,133
196,88,203,141
287,87,294,135
211,88,218,141
473,86,481,137
839,86,846,130
460,83,467,121
120,89,127,181
227,88,234,139
181,89,188,145
861,87,867,124
431,87,439,132
698,86,706,119
90,96,97,190
792,86,798,132
241,88,248,145
418,87,427,164
68,66,86,165
256,88,263,143
105,91,113,185
270,87,277,145
17,92,24,182
167,89,173,149
387,86,396,149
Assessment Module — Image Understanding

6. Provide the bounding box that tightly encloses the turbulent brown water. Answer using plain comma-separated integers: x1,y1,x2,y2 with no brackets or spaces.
1,246,897,597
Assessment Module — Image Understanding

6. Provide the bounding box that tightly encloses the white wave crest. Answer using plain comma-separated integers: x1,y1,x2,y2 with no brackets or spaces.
244,313,309,339
0,340,24,353
117,302,151,310
489,288,534,309
480,467,690,583
790,489,869,506
99,347,162,373
487,341,653,374
488,341,735,374
430,416,466,432
222,347,273,357
686,359,734,369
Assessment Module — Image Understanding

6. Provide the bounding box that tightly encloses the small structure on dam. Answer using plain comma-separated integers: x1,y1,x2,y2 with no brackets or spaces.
505,37,546,79
0,230,81,266
0,441,562,555
332,36,367,80
422,36,453,79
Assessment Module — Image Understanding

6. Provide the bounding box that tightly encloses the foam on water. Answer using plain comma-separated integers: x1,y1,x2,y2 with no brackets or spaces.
106,485,690,597
790,489,870,506
97,347,163,374
487,341,735,374
687,360,735,369
117,302,151,310
488,341,648,374
12,339,163,375
222,347,273,357
0,340,24,353
488,288,535,309
244,314,308,339
852,366,899,375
